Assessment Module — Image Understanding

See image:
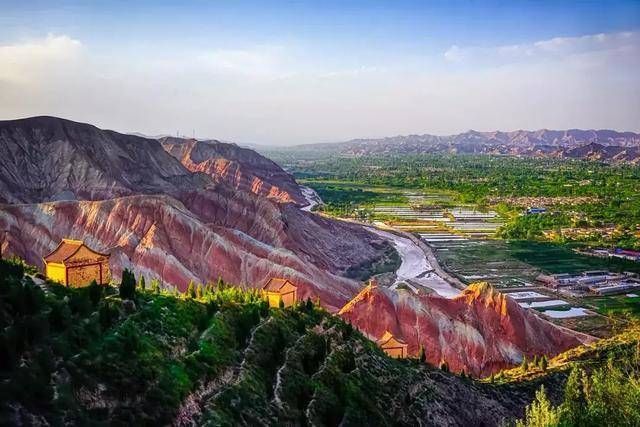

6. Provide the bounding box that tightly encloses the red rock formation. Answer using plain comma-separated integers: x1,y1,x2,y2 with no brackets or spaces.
161,137,307,205
0,116,394,310
339,283,594,377
0,193,394,311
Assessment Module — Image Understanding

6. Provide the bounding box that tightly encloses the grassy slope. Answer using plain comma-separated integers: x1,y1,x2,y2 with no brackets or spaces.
1,258,638,426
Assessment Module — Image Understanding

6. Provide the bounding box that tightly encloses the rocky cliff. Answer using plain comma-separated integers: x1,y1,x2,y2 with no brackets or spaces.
339,283,594,377
161,137,307,205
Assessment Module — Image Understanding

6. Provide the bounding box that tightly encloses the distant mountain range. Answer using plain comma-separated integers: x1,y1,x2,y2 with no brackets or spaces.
300,129,640,162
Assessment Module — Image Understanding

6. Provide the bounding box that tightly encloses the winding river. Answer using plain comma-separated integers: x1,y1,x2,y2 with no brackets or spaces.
368,227,461,298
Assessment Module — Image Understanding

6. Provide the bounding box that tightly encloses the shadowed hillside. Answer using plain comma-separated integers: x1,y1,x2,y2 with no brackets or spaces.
2,260,638,426
0,259,541,426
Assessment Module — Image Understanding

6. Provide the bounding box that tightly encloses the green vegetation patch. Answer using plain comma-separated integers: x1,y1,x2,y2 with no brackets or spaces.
3,257,640,425
283,153,640,249
304,181,409,217
432,239,640,289
587,295,640,317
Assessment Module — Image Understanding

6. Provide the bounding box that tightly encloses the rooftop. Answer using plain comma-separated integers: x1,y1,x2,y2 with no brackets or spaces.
262,278,296,292
43,239,109,264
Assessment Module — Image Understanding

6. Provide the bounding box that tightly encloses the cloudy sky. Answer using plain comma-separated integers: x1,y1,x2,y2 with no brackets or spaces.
1,0,639,145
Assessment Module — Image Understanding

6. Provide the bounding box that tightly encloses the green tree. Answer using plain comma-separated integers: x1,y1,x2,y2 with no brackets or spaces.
306,297,314,312
216,276,225,291
119,269,136,300
521,355,529,372
150,278,160,294
541,355,548,372
88,279,102,306
138,275,146,291
195,284,203,300
99,304,115,330
278,298,285,309
560,367,587,426
516,386,559,427
418,345,426,363
259,300,270,318
187,281,196,299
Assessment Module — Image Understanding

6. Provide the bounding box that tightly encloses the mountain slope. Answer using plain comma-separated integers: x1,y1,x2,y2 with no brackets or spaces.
0,193,393,310
0,116,593,379
0,116,396,311
161,137,307,205
339,283,594,377
0,116,208,204
3,260,637,426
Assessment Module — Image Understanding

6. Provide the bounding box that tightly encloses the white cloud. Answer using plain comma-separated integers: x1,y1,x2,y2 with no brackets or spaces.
444,31,639,66
0,34,82,82
198,46,291,79
0,32,638,144
319,66,383,79
443,45,462,62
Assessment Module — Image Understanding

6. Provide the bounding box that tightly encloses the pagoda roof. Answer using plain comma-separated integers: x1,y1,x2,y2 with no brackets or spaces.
43,239,109,264
262,278,296,292
378,331,407,347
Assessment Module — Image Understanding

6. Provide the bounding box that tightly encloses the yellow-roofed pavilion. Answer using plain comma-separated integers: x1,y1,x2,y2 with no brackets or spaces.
43,239,110,287
262,278,298,308
377,331,408,358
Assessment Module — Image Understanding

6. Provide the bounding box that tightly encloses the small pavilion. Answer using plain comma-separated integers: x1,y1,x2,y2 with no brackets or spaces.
43,239,110,287
262,278,298,308
377,331,408,358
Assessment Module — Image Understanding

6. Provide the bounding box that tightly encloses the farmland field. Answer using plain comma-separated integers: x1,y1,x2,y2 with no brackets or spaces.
586,295,640,317
303,180,504,235
272,153,640,250
431,239,640,288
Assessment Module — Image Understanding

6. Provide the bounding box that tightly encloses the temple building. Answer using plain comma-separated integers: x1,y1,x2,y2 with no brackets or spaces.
262,278,298,308
377,331,408,358
43,239,110,287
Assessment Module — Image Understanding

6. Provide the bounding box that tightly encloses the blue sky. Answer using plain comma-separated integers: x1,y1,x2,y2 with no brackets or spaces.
1,0,639,144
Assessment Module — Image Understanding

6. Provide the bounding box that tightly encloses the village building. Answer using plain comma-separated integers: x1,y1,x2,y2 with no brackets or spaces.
43,239,110,287
262,278,298,308
377,331,408,358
